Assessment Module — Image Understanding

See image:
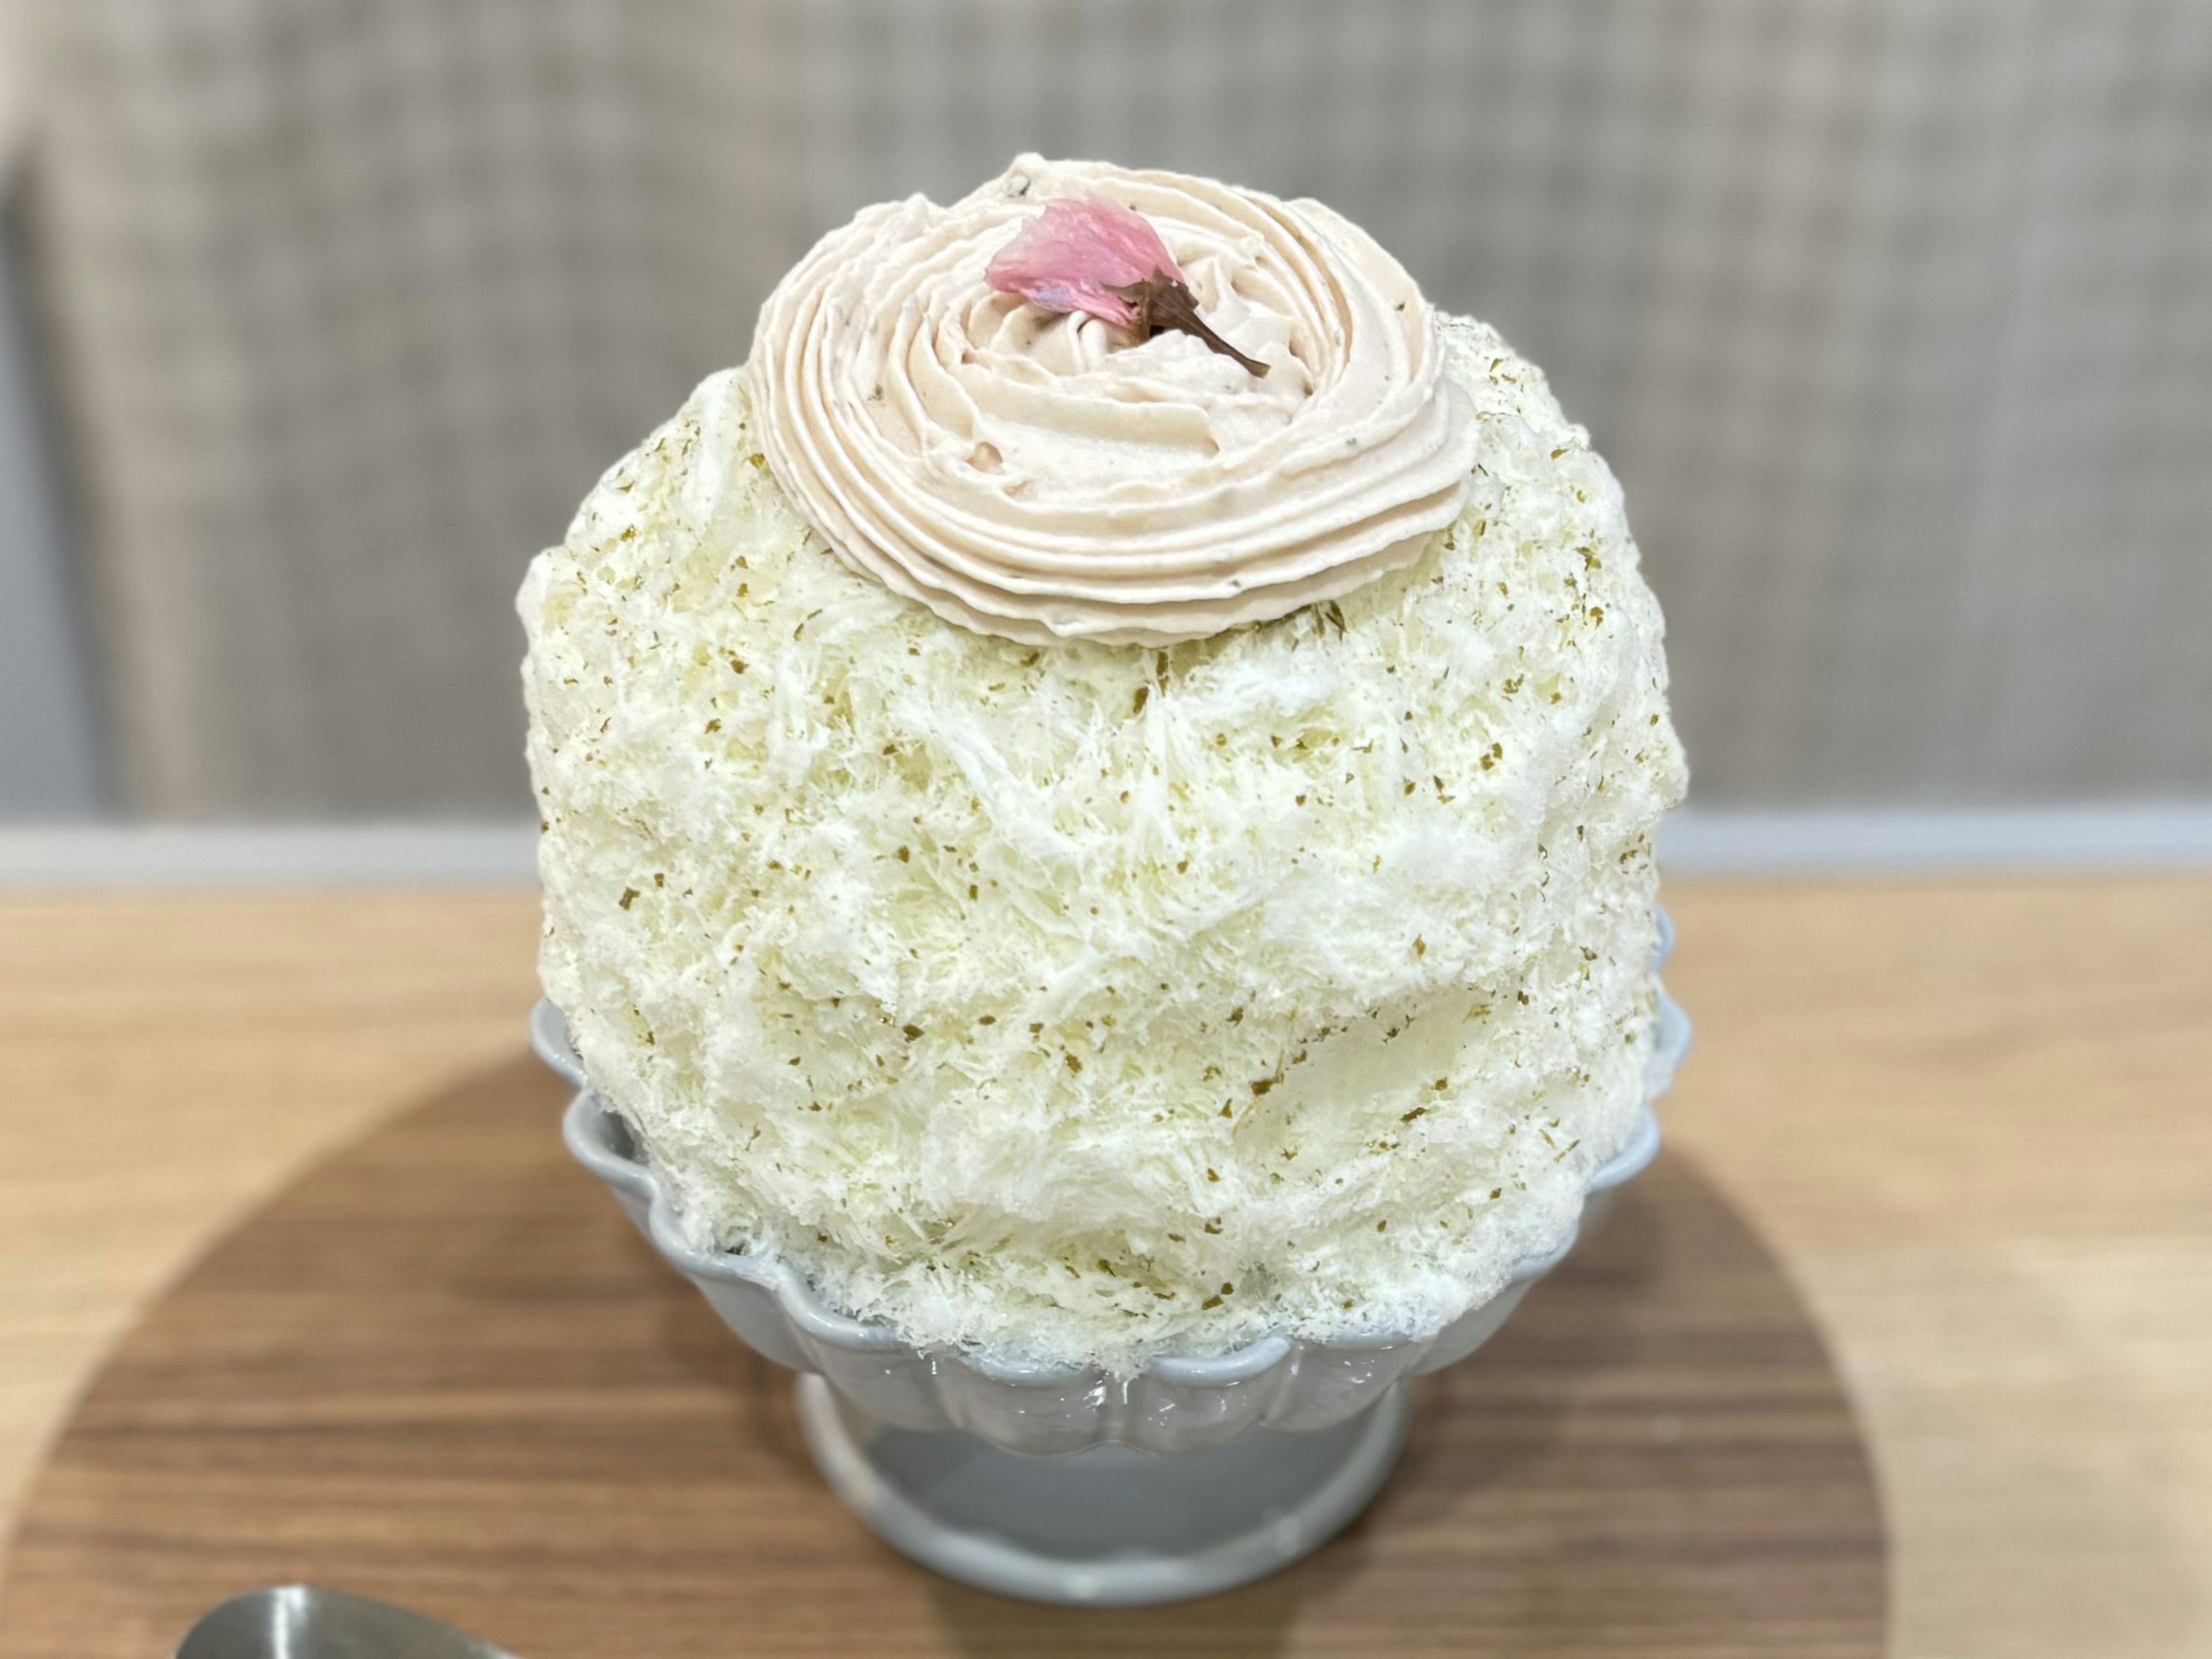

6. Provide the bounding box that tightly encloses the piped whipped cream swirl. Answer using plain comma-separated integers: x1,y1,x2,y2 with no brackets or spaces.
746,155,1480,646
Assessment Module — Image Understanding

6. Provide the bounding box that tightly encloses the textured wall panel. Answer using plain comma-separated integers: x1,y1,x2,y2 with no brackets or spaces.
22,0,2212,812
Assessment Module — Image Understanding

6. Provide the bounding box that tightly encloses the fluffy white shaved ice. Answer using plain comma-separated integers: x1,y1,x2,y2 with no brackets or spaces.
520,313,1687,1373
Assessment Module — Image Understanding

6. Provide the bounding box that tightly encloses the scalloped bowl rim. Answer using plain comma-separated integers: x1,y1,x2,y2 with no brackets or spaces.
536,911,1684,1390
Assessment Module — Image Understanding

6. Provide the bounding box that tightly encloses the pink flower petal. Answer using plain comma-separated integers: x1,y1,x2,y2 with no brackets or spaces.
986,195,1186,330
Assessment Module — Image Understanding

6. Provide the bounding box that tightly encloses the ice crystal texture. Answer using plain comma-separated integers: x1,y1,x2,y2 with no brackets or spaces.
520,313,1686,1373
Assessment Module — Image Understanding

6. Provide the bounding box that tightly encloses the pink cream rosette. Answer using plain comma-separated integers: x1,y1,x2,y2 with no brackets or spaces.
745,154,1479,646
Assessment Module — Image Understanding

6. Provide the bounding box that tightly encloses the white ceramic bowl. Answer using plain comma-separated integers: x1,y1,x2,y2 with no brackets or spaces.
533,911,1686,1603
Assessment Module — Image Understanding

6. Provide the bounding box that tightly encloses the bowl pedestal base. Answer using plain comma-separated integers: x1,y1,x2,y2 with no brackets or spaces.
795,1374,1410,1606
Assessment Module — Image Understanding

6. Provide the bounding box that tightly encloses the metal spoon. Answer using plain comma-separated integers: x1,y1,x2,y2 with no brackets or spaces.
176,1585,519,1659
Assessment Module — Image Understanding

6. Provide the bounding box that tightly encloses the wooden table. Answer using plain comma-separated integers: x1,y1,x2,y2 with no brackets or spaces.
1,880,2208,1657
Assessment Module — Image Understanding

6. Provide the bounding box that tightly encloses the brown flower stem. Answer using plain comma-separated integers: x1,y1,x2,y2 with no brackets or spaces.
1109,275,1270,377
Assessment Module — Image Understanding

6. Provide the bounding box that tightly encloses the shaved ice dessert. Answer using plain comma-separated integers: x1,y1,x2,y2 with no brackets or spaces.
518,154,1685,1374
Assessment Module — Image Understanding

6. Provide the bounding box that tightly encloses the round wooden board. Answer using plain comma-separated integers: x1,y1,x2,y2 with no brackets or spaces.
0,1059,1884,1658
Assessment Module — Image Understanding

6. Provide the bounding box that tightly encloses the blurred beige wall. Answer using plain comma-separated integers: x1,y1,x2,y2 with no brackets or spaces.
15,0,2212,816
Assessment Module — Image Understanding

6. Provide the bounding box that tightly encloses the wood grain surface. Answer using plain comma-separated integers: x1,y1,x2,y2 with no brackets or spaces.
0,891,542,1541
6,877,2210,1655
0,1056,1881,1659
